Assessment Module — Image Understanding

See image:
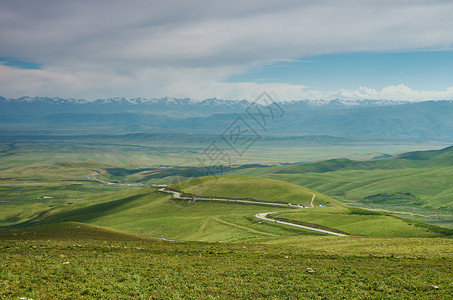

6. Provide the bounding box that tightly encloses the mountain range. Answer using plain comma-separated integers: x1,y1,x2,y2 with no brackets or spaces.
1,96,453,141
0,96,408,116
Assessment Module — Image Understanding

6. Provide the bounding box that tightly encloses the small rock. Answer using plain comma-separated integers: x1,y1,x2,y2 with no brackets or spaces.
62,261,70,265
429,285,439,290
59,254,65,258
284,256,289,259
305,268,315,274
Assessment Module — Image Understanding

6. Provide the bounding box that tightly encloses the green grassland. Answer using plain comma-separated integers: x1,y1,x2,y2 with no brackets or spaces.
0,160,145,229
230,146,453,228
1,134,449,169
1,140,453,298
0,223,452,299
173,175,343,206
2,161,451,240
274,207,452,237
4,184,322,242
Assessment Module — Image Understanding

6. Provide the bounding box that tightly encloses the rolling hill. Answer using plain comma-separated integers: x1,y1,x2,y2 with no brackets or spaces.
172,175,342,207
2,155,453,298
4,165,450,239
229,146,453,228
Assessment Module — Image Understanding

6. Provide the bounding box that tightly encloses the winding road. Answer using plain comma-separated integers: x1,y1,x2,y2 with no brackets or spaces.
157,186,347,237
255,212,347,237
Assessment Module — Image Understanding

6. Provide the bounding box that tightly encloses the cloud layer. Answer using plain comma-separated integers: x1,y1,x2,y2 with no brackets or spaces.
1,0,453,100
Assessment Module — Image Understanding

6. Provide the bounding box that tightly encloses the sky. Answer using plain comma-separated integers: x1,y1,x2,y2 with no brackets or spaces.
1,0,453,101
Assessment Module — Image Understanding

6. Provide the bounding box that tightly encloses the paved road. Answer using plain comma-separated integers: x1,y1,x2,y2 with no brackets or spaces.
255,212,347,237
159,186,347,237
158,187,299,208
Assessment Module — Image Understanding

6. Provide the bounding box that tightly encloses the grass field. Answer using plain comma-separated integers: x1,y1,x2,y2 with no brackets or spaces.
0,159,145,229
1,222,452,299
1,140,453,298
172,175,343,207
2,164,452,240
10,186,321,242
274,207,452,237
0,135,449,169
230,147,453,228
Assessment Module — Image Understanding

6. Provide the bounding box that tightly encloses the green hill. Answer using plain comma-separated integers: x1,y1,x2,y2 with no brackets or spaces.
4,172,451,239
172,175,342,207
171,175,451,237
397,145,453,161
0,222,153,241
268,145,453,174
229,147,453,228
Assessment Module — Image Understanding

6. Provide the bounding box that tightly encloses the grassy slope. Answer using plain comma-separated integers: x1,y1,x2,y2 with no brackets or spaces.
2,162,323,241
22,187,320,242
172,175,453,237
8,174,448,239
0,161,146,228
273,145,453,173
1,223,452,299
274,208,451,237
230,147,453,228
2,157,451,239
173,175,342,206
0,222,153,241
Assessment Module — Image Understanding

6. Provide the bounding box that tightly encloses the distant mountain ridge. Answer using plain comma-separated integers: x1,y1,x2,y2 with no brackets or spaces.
1,96,453,141
0,95,423,118
0,95,411,108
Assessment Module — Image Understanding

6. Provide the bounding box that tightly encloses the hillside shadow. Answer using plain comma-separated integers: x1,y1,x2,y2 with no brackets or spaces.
2,192,150,229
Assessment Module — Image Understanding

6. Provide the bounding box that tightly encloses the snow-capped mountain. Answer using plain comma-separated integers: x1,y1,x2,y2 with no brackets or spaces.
1,96,453,140
0,96,413,110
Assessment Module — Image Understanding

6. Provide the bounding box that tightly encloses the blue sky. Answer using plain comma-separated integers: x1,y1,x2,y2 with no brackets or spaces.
227,51,453,92
0,57,42,70
1,0,453,101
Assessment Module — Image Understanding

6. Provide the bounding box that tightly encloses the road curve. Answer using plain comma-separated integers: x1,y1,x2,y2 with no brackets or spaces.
158,186,347,237
255,213,347,237
158,187,299,208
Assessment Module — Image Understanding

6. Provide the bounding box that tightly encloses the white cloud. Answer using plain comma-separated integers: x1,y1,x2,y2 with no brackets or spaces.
1,0,453,99
2,64,452,101
333,85,453,101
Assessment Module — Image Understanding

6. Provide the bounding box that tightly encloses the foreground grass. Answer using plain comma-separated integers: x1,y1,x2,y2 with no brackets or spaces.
1,223,452,299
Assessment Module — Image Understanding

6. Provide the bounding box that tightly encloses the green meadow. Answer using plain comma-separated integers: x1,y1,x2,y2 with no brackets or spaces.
2,166,451,241
1,138,453,298
230,146,453,228
1,223,452,299
0,134,448,168
173,175,343,206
